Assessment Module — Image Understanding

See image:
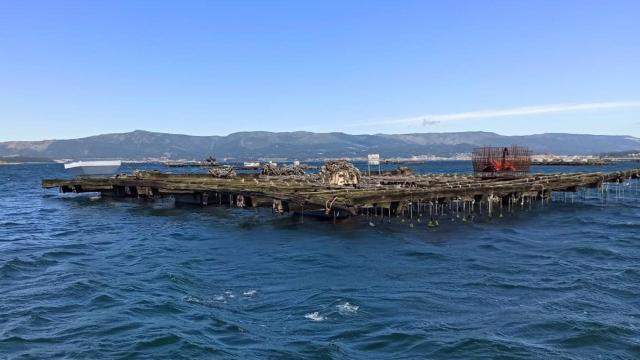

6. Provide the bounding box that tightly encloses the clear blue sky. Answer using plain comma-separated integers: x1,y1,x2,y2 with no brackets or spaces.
1,0,639,141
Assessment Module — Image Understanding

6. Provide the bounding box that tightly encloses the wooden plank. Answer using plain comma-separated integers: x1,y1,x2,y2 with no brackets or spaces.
41,168,640,216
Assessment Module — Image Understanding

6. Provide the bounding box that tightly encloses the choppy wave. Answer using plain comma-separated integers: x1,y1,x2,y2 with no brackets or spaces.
304,312,326,321
336,302,359,314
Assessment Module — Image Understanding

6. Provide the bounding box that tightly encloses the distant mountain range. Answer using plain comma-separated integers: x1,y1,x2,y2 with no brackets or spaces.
1,130,639,160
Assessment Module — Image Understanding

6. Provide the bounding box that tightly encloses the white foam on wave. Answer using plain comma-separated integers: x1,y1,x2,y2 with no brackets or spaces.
183,295,203,304
243,290,257,296
305,312,325,321
186,291,241,304
184,294,226,304
336,302,359,314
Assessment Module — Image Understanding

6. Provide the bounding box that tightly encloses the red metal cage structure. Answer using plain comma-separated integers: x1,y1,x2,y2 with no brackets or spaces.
472,146,531,178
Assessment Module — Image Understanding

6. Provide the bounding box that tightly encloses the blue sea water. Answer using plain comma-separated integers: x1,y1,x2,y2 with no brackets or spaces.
1,162,640,359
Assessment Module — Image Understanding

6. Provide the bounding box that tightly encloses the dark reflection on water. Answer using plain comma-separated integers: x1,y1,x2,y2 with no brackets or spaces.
1,162,640,359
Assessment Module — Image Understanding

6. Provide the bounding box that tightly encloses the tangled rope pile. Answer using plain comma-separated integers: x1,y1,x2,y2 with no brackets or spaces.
261,163,306,176
208,166,236,178
319,160,361,186
391,166,414,176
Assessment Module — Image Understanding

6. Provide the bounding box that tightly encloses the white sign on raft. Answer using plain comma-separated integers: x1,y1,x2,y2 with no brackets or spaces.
367,154,380,166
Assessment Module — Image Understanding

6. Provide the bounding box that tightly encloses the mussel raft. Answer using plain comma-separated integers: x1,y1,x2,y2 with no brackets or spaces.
42,168,640,223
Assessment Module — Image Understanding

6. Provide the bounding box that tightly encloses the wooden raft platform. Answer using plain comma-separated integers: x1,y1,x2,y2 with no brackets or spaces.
42,169,640,219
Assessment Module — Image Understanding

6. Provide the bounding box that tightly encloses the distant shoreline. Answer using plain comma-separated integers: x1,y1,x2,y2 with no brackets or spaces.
0,161,57,165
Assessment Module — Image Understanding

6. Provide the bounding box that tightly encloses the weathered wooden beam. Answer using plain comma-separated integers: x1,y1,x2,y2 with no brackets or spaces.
41,168,640,216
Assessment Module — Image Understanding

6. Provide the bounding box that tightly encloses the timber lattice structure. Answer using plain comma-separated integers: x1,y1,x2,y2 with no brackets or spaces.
42,168,640,220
